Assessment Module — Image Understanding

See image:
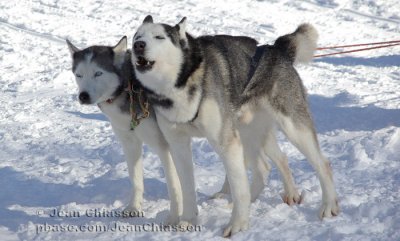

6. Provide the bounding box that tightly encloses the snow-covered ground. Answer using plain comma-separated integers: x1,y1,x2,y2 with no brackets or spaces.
1,0,399,240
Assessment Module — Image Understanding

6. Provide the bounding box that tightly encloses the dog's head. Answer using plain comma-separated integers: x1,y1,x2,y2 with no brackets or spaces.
132,15,188,90
66,37,127,105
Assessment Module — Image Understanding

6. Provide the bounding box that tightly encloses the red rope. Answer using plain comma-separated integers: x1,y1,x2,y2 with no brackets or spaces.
314,41,400,58
316,40,400,50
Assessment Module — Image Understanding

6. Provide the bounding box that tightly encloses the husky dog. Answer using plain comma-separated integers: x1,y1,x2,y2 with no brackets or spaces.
132,16,339,236
66,37,183,224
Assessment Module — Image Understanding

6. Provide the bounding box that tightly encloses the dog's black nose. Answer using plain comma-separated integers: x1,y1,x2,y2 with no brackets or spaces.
79,91,90,104
134,41,146,53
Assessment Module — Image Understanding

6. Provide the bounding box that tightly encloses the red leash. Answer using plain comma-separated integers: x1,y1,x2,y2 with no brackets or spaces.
314,40,400,58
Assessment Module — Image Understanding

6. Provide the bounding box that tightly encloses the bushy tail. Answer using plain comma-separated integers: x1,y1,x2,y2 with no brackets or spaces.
273,23,318,64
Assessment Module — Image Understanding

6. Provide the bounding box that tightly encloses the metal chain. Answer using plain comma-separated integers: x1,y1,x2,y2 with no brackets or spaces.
128,81,150,130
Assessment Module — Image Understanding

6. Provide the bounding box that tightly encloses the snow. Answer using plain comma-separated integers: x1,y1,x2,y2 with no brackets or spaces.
1,0,399,240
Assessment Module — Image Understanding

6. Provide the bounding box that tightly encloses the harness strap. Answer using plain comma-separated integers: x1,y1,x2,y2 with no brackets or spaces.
127,78,150,130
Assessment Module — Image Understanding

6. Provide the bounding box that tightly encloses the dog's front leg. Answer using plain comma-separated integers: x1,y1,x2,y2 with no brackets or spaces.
208,128,251,237
156,114,198,227
157,149,183,225
113,127,144,214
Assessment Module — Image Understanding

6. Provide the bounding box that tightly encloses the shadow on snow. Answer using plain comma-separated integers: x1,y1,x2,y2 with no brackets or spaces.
310,92,400,133
0,166,170,232
314,54,400,67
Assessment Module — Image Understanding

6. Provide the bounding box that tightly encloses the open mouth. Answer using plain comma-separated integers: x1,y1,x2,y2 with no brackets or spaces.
135,56,155,71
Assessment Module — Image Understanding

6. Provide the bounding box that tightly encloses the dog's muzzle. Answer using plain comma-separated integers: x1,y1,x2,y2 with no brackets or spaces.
133,41,155,72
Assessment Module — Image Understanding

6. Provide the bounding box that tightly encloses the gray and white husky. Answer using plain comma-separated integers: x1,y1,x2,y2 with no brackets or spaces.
66,37,183,224
65,37,288,226
131,16,339,236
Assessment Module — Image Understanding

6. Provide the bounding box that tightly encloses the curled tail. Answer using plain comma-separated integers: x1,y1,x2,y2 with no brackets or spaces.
274,23,318,64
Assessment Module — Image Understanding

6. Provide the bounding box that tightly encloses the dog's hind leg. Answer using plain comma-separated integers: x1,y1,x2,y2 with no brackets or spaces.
277,115,339,218
212,175,230,199
242,136,271,202
263,131,301,205
249,155,271,202
212,157,270,202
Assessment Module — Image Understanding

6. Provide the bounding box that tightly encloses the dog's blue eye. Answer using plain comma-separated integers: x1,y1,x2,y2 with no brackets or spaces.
94,71,103,77
76,74,82,78
155,36,165,40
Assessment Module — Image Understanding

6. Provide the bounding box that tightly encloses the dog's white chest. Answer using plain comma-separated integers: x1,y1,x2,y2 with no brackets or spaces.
99,102,131,131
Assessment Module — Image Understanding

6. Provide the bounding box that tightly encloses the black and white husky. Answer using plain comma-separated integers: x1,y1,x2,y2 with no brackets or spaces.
131,16,339,236
66,37,183,224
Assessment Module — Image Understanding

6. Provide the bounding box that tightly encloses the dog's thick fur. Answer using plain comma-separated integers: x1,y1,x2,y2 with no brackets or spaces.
132,16,339,237
66,37,183,224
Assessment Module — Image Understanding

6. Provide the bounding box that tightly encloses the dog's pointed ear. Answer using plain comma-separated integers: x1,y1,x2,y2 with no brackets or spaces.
66,39,80,55
143,15,153,24
113,36,127,67
113,36,127,53
175,17,187,39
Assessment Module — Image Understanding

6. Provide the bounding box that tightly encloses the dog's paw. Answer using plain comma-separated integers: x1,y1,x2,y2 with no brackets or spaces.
319,199,340,219
122,205,142,218
281,190,303,206
211,191,227,200
223,217,249,238
177,220,196,231
178,210,198,226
